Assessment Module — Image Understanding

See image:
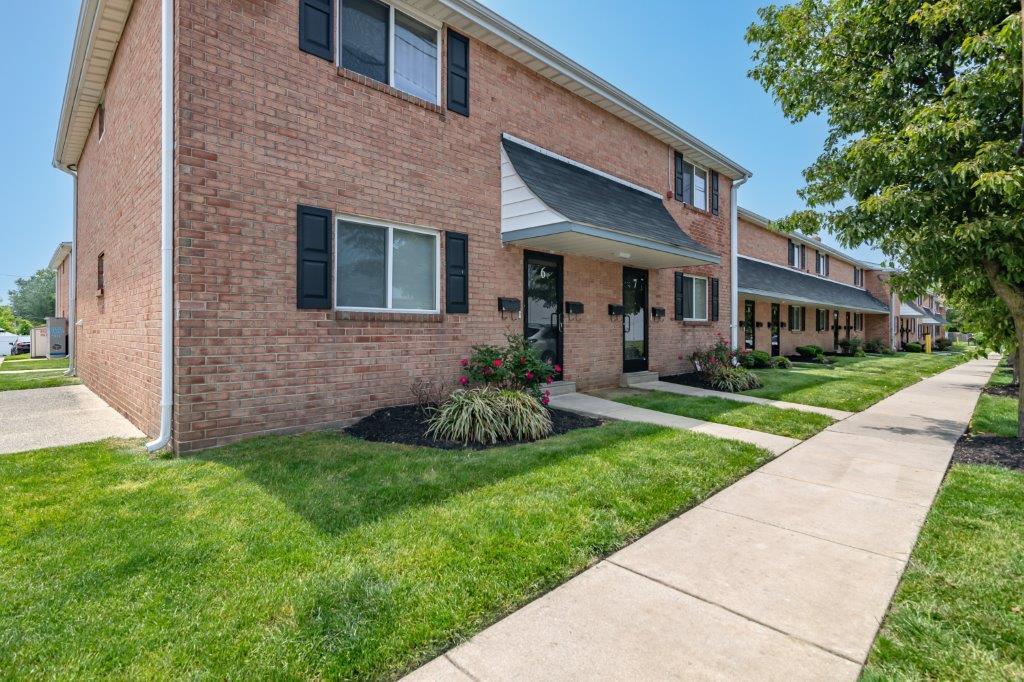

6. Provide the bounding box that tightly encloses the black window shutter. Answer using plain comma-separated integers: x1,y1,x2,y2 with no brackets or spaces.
800,244,806,269
802,307,807,331
299,0,334,61
710,171,720,216
673,153,685,202
683,162,694,205
788,241,795,267
297,204,333,309
711,277,720,321
825,255,830,276
445,231,469,313
683,276,694,319
447,29,470,117
674,272,684,319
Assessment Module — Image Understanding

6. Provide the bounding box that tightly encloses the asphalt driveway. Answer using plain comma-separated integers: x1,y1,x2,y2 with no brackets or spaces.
0,385,144,455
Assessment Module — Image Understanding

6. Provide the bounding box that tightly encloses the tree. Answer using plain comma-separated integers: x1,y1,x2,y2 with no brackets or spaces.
8,269,55,324
0,305,14,333
748,0,1024,438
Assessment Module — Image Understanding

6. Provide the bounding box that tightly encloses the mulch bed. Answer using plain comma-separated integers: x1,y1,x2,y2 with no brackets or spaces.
346,404,603,450
953,434,1024,472
983,384,1019,398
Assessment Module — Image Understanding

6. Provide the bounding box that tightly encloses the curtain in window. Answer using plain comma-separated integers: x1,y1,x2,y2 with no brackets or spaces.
342,0,389,83
394,11,437,101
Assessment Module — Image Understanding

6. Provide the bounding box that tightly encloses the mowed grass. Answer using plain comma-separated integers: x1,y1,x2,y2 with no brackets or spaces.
0,423,771,679
971,362,1019,437
613,390,832,440
743,352,968,412
0,370,80,392
0,356,70,372
863,464,1024,680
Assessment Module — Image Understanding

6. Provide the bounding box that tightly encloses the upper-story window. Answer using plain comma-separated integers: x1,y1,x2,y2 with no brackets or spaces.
788,240,804,269
674,153,708,211
815,251,829,276
340,0,440,104
853,267,863,287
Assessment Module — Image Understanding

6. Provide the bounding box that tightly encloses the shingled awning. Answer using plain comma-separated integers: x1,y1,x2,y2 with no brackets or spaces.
738,257,889,313
500,136,720,269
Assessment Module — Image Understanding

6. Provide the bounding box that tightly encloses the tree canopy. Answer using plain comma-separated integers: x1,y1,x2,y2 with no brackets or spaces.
8,269,56,324
747,0,1024,436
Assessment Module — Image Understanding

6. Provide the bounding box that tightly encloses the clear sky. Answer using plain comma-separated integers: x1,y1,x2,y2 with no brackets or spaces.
0,0,883,305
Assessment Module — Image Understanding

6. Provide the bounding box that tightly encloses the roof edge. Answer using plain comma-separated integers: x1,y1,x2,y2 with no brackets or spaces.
48,242,73,270
53,0,103,171
737,206,878,270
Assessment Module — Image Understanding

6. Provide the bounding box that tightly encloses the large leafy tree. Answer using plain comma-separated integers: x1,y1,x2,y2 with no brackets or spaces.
8,269,56,325
748,0,1024,437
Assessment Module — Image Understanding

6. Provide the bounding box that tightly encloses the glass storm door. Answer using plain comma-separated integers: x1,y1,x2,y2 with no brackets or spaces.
623,268,649,372
744,300,756,350
524,252,563,378
833,310,841,350
770,303,781,357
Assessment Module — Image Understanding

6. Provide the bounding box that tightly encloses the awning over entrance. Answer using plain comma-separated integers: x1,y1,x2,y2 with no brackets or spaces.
738,256,890,313
901,301,943,324
500,135,720,269
899,302,925,317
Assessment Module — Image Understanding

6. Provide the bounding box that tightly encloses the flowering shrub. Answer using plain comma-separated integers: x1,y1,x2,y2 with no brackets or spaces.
689,335,739,377
459,334,557,401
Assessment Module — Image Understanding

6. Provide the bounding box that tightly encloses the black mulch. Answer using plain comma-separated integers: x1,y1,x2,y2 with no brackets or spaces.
953,434,1024,472
345,404,604,451
983,384,1019,398
659,372,725,392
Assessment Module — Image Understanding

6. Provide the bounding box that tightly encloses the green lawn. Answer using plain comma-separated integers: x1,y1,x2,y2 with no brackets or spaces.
613,390,832,440
863,464,1024,680
0,423,772,679
0,370,81,392
0,356,70,372
743,352,968,412
970,363,1019,438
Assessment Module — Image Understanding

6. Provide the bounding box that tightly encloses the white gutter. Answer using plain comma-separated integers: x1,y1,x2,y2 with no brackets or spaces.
729,177,748,349
147,0,173,452
66,173,78,376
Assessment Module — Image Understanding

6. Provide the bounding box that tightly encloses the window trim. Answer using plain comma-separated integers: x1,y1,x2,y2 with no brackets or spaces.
683,274,708,322
337,0,442,105
334,214,441,314
673,154,708,211
788,240,804,269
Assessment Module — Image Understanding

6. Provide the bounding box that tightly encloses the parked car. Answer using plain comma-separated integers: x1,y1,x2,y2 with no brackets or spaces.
10,338,30,356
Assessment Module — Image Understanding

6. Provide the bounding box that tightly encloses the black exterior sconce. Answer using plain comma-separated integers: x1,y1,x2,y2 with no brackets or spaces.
780,322,787,329
738,321,746,328
755,321,764,328
608,304,625,316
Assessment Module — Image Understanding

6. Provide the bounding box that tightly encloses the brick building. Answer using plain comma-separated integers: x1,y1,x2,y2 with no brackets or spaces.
735,208,892,357
54,0,753,452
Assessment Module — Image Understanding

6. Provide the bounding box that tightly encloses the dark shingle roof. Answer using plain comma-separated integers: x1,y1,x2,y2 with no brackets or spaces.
738,257,890,313
502,137,716,258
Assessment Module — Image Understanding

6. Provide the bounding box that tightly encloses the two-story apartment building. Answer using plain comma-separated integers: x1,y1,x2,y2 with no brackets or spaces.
735,208,891,357
54,0,751,452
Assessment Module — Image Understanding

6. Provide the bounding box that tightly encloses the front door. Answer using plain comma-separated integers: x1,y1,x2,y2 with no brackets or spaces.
770,303,781,357
833,310,840,350
524,252,563,379
845,311,851,341
744,300,756,350
622,268,649,372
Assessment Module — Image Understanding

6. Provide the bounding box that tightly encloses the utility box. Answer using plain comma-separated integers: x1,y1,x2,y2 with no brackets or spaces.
30,326,48,358
46,317,68,359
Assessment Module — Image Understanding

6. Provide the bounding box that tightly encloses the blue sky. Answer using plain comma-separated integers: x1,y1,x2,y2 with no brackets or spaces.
0,0,882,305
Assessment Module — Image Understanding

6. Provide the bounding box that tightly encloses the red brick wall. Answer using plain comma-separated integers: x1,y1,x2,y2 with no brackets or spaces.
864,270,894,349
170,1,735,450
54,257,69,319
738,216,859,285
75,0,162,436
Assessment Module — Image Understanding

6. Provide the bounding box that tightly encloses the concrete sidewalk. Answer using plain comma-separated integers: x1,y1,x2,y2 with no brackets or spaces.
406,356,997,681
632,380,853,421
551,392,800,455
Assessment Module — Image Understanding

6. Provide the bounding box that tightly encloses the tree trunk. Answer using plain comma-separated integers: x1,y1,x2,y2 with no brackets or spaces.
983,260,1024,439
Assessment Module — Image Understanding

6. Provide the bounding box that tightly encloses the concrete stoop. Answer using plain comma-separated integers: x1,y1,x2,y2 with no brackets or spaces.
620,371,659,387
546,380,577,397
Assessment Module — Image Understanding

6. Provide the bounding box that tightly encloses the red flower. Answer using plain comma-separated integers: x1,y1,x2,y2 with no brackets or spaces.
541,395,550,406
458,376,469,386
483,367,493,376
492,358,503,368
546,376,553,384
526,371,534,380
459,358,469,367
554,364,562,373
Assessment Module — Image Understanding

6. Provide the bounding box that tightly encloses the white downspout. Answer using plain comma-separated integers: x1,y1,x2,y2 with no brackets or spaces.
65,172,78,376
147,0,174,452
729,177,748,349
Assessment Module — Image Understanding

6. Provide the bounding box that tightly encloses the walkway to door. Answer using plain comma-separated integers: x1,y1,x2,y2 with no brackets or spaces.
404,356,997,681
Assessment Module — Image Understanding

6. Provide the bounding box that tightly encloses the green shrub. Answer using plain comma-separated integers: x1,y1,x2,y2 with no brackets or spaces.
934,337,952,351
839,338,865,356
795,345,824,359
461,334,556,400
768,356,793,369
904,341,924,353
707,366,762,392
743,350,772,368
863,339,885,354
427,387,552,445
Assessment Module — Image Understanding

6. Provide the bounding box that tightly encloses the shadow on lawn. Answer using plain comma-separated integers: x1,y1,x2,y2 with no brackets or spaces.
190,424,625,537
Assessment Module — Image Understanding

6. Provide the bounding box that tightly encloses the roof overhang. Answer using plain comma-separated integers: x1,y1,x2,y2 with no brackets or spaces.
55,0,751,180
48,242,73,270
504,223,720,269
53,0,134,172
738,288,888,314
737,256,889,314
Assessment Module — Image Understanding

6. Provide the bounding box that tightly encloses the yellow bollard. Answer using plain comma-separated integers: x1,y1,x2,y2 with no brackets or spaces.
925,333,932,354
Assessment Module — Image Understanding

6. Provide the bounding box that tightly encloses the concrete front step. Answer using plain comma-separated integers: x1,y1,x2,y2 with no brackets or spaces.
620,371,659,387
546,380,577,397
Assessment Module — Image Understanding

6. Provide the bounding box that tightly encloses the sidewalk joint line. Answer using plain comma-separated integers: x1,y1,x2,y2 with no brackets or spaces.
605,559,863,666
754,469,933,509
444,653,480,681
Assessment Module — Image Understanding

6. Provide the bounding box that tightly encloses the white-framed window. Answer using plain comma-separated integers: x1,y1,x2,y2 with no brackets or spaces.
853,267,863,286
815,251,829,276
788,240,804,269
692,165,707,210
335,215,440,313
788,305,805,331
339,0,441,104
674,155,708,211
683,275,708,321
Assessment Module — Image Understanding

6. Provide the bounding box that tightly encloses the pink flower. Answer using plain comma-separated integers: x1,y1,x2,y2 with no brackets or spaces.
546,376,553,384
483,367,493,376
541,395,550,406
526,371,534,380
492,358,503,368
458,376,469,386
459,358,469,367
554,364,562,373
